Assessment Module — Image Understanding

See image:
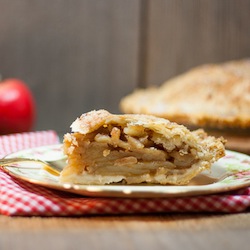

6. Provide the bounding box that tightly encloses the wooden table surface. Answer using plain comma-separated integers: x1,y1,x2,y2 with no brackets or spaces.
1,212,249,250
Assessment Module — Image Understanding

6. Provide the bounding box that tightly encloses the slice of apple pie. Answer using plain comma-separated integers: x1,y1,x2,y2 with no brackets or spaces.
60,110,225,185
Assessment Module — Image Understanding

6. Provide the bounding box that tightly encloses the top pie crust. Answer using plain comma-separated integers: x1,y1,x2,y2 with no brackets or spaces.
120,59,250,128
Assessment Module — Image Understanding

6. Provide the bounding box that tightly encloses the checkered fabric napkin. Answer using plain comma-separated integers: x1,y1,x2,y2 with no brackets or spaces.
0,131,250,216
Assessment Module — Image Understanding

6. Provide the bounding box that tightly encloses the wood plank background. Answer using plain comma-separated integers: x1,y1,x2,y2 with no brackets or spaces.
0,0,249,133
142,0,250,86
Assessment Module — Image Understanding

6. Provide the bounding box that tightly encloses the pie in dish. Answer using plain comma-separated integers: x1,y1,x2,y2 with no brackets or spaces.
120,59,250,129
60,110,225,185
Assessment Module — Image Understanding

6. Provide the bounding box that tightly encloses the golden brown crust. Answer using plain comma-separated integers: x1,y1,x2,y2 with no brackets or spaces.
60,110,225,185
120,59,250,128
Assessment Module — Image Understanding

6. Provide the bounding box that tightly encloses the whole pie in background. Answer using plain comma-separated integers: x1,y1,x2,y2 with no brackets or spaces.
120,59,250,154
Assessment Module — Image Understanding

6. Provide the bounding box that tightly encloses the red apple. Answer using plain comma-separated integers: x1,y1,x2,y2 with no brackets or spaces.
0,78,36,134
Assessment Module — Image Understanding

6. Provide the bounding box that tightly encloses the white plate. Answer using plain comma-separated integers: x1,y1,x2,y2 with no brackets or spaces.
1,144,250,198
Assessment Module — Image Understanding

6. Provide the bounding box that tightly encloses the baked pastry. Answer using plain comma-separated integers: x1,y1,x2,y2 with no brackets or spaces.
120,59,250,129
60,110,225,185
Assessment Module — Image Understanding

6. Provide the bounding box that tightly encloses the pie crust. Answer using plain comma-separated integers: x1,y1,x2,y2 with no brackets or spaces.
60,110,225,185
120,59,250,129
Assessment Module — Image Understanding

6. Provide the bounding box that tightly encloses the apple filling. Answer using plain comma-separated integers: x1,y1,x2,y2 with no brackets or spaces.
60,110,225,185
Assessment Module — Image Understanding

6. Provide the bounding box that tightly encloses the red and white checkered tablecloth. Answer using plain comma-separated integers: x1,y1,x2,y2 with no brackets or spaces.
0,131,250,216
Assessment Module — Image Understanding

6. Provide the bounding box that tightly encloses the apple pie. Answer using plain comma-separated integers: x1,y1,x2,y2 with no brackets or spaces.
60,110,225,185
120,59,250,129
